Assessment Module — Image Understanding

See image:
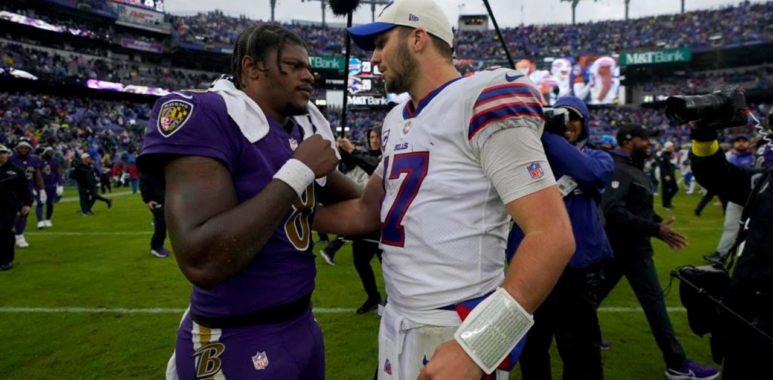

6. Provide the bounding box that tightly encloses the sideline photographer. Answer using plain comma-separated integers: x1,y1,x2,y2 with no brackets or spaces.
667,89,773,379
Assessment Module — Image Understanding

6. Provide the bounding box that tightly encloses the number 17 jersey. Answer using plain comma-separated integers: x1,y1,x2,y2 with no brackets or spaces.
378,69,554,312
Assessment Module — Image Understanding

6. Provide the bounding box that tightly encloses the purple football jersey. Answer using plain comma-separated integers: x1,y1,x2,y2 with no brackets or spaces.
138,91,317,318
41,158,61,188
9,153,42,188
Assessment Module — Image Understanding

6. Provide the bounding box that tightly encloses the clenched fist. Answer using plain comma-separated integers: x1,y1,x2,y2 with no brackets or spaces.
293,135,338,178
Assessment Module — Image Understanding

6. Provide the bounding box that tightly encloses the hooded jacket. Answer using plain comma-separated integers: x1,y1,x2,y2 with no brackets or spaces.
508,96,614,268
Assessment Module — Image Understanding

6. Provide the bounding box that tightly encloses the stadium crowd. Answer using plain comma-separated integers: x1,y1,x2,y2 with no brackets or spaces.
3,1,772,60
0,92,148,186
2,89,768,157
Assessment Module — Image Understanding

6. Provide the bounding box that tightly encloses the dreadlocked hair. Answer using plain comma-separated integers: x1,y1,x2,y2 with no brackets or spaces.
230,24,308,90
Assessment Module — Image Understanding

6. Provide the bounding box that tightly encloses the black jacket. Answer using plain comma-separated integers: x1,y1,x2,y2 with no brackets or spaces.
601,150,663,256
340,148,381,175
70,161,98,187
139,174,165,204
0,161,33,213
658,151,676,179
691,148,773,292
691,145,773,351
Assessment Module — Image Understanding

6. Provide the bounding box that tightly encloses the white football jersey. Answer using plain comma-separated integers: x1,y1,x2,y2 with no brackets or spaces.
377,68,553,311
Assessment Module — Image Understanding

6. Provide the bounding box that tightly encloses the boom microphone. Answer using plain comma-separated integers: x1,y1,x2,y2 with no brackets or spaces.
329,0,362,15
329,0,362,136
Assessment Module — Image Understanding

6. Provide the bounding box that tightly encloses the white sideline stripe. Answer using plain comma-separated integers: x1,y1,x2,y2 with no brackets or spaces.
26,232,152,236
0,306,685,314
59,191,135,202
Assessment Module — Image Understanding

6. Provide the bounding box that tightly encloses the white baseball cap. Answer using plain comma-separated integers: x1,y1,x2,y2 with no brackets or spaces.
348,0,453,51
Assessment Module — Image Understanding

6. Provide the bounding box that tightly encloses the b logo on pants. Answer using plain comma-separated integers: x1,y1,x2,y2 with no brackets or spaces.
194,342,225,378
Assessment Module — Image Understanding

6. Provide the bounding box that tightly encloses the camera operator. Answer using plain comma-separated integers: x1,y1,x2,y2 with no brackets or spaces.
682,101,773,379
508,96,613,379
335,128,384,314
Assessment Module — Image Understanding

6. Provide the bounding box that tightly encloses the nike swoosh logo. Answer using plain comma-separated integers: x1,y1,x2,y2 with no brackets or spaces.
505,73,524,82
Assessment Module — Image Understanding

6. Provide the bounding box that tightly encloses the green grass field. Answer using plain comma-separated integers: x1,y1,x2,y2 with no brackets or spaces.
0,184,727,379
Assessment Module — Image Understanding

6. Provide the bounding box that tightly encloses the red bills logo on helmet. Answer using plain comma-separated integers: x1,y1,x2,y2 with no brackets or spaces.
528,162,544,179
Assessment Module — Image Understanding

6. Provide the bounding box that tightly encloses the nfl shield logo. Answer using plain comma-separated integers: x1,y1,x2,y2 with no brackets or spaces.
252,351,269,370
402,121,412,135
527,162,544,179
384,359,392,375
289,137,299,151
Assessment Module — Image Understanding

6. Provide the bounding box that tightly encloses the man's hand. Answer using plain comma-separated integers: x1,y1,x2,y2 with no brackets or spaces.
39,189,47,204
21,206,31,216
293,135,338,178
146,200,158,210
55,185,64,197
417,340,483,380
664,175,672,181
657,216,688,250
336,137,355,154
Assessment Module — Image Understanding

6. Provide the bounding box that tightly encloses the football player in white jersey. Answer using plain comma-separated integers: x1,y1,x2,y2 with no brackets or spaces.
314,0,575,379
550,58,573,99
587,56,620,105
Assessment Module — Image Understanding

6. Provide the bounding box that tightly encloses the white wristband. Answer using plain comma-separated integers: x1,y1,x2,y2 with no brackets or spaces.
454,287,534,374
273,159,315,198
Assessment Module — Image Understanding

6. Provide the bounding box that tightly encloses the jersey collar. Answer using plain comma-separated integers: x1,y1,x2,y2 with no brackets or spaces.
403,77,463,119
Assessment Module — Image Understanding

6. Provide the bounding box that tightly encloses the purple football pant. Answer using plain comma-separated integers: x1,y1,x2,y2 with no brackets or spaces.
14,213,27,235
174,308,325,379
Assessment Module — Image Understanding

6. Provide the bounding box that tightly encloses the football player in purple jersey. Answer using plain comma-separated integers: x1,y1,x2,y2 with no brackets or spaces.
9,138,44,248
139,24,360,380
37,147,63,228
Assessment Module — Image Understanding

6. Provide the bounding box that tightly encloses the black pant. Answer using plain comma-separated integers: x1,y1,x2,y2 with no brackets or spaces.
720,286,773,379
150,205,167,250
598,254,687,369
352,238,382,301
520,265,604,380
100,173,112,194
695,191,729,216
661,177,678,208
0,212,16,266
77,184,109,213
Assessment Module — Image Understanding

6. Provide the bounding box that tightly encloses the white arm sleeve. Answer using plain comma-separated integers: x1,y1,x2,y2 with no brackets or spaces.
477,126,555,205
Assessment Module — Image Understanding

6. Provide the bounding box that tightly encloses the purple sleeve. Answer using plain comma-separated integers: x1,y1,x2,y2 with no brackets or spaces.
138,92,239,177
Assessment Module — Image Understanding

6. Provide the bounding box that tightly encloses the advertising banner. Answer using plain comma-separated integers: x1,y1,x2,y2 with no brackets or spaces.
619,48,691,67
120,37,164,53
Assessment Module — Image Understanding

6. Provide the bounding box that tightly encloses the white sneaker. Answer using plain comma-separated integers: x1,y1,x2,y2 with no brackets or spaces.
15,234,29,248
44,220,53,227
37,221,45,229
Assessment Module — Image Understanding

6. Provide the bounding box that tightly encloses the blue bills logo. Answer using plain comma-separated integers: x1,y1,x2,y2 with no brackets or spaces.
157,99,194,138
252,351,269,370
382,129,390,149
527,162,544,179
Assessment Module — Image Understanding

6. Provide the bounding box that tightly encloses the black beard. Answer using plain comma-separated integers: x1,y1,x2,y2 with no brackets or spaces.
283,102,308,117
630,148,651,168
